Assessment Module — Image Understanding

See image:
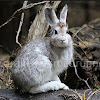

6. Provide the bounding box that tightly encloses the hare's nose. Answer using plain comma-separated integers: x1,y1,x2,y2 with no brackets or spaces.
61,40,65,42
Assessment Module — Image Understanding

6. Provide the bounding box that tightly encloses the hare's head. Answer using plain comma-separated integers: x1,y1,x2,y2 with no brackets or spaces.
45,5,72,48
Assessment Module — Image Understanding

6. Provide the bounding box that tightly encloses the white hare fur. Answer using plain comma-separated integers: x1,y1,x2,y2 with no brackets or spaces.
12,5,73,94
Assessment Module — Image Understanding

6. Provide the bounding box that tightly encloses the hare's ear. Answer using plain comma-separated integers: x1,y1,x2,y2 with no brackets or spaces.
45,7,59,26
60,5,68,25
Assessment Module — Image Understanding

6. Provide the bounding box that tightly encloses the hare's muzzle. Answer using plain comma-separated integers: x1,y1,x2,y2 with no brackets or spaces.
60,40,65,43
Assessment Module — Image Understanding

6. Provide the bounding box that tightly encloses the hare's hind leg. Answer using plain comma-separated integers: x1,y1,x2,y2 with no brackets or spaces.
29,81,68,94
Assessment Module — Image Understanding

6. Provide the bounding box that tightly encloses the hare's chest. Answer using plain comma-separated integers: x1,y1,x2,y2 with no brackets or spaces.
52,57,69,75
51,49,72,74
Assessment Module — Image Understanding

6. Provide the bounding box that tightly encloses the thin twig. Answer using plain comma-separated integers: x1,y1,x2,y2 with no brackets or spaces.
84,89,91,100
77,45,89,60
74,40,89,60
73,24,87,38
72,59,91,89
72,25,88,47
79,47,89,60
16,1,28,47
74,35,88,47
0,1,49,29
69,89,83,100
87,25,100,30
87,25,98,34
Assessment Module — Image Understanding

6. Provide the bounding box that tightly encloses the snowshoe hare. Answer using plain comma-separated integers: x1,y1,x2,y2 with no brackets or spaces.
12,5,73,94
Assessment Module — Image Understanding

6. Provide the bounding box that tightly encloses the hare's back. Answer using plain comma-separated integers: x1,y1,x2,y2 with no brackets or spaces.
14,37,51,66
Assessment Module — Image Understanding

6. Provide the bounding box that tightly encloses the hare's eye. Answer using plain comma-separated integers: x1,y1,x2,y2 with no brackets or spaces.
55,30,58,34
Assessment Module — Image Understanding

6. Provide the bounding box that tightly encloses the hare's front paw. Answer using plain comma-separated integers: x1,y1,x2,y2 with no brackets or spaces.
52,82,69,90
63,85,69,90
29,81,69,94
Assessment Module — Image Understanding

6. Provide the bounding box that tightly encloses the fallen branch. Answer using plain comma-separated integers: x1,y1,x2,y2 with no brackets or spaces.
16,1,28,47
0,1,49,29
72,59,91,89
